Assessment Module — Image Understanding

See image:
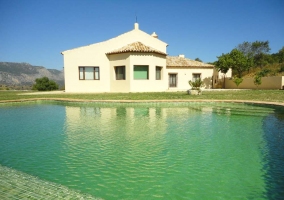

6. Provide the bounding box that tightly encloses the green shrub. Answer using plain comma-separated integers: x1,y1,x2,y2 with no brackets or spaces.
257,68,271,77
279,65,284,73
32,77,59,91
233,77,243,87
254,75,262,87
188,79,204,90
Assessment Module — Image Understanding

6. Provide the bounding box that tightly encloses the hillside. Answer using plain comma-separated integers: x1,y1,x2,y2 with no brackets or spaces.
242,63,284,78
0,62,64,89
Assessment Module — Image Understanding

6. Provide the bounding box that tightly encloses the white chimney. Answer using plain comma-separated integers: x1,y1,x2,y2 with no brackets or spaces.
151,32,158,38
178,54,185,58
134,23,139,30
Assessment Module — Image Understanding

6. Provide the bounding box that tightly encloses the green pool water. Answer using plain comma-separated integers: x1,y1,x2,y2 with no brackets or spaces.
0,101,284,199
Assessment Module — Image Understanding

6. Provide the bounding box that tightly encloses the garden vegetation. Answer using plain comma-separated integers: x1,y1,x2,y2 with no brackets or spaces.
215,41,284,87
32,77,59,91
0,90,283,103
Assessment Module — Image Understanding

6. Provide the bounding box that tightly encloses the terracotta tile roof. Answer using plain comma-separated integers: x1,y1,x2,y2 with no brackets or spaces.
166,56,214,68
106,42,167,56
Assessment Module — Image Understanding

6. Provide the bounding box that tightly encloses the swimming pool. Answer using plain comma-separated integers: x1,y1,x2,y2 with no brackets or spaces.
0,101,283,199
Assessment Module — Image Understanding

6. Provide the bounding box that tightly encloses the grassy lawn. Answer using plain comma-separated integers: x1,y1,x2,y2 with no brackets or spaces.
0,90,283,103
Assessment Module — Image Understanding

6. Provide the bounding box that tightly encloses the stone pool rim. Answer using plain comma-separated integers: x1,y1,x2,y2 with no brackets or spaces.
0,98,284,108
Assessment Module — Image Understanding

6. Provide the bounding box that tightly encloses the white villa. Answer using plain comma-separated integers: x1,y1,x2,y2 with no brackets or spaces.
61,23,223,93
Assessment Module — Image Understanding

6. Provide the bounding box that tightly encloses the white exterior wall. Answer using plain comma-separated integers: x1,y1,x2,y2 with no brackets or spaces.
109,53,131,92
218,68,232,79
62,23,216,93
213,68,232,89
108,53,167,92
167,67,214,90
62,24,167,93
129,53,167,92
63,45,111,93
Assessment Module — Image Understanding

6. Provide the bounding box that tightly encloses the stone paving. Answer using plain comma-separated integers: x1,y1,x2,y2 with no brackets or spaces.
0,165,101,200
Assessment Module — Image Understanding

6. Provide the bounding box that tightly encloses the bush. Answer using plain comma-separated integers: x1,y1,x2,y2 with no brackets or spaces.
257,68,271,77
188,79,204,90
32,77,59,91
279,65,284,73
233,77,243,87
254,75,262,87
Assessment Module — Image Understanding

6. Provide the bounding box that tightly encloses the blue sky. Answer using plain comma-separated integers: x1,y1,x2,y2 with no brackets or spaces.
0,0,283,70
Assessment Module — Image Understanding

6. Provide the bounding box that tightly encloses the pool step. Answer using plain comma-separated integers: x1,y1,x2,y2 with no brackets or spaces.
0,165,102,200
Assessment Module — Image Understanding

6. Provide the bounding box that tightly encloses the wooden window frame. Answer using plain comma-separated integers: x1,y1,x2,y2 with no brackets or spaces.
79,67,100,80
192,73,201,82
169,73,178,87
115,66,126,80
156,66,162,80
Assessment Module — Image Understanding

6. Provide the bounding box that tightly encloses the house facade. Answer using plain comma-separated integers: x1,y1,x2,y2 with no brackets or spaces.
61,23,218,93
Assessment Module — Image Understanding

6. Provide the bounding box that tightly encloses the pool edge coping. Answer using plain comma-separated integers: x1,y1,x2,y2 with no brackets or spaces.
0,98,284,107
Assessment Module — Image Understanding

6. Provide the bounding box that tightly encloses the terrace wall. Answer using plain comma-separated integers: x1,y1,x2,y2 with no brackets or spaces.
225,76,284,89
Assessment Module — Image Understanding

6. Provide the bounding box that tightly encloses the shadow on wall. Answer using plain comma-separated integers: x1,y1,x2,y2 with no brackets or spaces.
203,77,212,89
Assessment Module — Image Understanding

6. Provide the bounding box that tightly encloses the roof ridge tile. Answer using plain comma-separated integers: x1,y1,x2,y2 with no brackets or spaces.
106,41,167,56
166,56,214,68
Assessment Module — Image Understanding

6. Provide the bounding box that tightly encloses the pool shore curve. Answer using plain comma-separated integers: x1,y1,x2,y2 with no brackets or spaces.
1,98,284,107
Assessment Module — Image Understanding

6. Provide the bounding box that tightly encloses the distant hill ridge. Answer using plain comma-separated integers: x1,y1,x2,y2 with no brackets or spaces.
0,62,64,87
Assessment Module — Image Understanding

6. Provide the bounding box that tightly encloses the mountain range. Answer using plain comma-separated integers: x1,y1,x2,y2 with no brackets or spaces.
0,62,64,89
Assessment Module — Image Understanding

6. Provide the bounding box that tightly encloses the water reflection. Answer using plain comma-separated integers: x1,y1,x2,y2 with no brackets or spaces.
65,106,197,137
62,104,274,199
